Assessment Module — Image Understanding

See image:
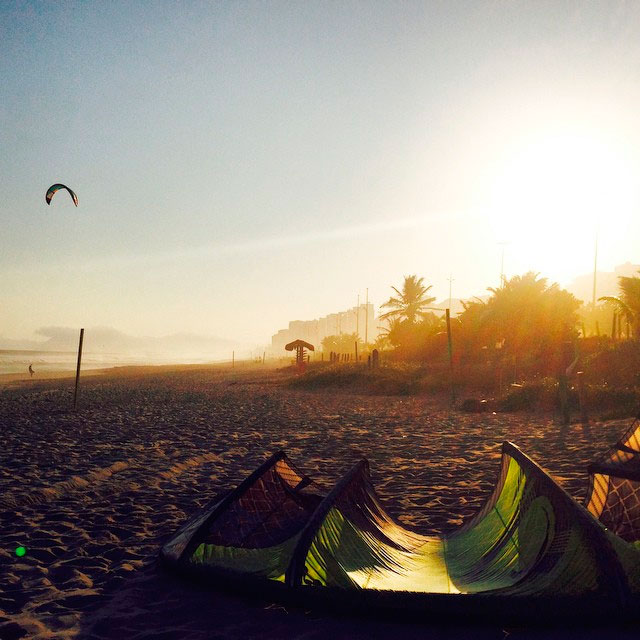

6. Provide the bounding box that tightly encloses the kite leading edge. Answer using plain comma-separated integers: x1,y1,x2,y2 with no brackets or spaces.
46,184,78,207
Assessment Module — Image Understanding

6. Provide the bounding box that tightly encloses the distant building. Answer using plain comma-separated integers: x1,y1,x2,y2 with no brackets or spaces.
566,262,640,305
430,298,466,317
270,303,379,356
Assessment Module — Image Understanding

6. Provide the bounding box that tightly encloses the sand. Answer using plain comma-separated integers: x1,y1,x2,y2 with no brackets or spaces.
0,364,637,639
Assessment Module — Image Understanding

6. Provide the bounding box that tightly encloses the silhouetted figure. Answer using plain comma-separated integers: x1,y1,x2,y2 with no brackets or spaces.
29,364,34,378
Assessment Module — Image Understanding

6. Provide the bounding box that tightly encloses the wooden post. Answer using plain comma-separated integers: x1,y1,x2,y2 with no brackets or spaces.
576,371,590,435
446,309,455,404
612,312,617,341
262,351,265,364
557,341,572,438
619,314,623,340
558,374,570,431
73,328,84,410
232,351,234,368
355,341,358,363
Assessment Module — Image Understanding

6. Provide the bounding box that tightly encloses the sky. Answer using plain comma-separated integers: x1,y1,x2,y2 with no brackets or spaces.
2,1,640,348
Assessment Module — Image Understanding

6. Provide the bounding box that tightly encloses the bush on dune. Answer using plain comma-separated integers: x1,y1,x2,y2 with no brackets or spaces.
493,378,639,418
288,363,422,395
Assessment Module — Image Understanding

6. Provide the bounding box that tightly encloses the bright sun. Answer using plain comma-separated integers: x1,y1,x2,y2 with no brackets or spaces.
488,131,637,284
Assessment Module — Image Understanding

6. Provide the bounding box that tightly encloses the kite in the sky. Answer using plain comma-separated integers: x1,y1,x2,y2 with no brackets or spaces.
45,184,78,207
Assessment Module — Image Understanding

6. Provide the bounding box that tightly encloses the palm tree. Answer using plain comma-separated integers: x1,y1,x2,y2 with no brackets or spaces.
380,275,436,324
458,271,580,364
599,272,640,338
375,316,403,349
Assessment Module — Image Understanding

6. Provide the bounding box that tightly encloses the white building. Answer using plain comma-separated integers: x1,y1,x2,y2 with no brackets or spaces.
270,303,379,356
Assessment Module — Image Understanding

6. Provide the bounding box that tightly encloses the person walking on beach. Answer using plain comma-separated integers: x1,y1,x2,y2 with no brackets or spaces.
29,364,34,378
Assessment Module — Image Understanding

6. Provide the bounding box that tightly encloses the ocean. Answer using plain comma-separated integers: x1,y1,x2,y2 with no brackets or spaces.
0,350,177,376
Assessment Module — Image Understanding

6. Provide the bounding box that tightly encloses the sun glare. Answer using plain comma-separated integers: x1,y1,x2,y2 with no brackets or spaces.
487,131,637,284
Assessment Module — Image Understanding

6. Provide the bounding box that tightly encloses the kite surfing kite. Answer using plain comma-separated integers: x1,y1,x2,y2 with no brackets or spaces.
45,184,78,207
160,441,640,624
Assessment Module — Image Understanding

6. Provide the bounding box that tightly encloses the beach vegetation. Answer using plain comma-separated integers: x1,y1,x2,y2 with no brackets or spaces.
293,271,640,416
380,275,437,324
321,332,364,355
599,271,640,339
377,275,443,356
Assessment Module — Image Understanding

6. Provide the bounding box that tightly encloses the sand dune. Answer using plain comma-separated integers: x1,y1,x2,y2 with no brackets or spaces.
0,366,636,639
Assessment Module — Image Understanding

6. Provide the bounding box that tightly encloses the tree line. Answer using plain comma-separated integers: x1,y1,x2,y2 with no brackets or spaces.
321,270,640,380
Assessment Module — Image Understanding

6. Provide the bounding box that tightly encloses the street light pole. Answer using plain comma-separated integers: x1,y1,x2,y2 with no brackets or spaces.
592,228,599,309
365,288,369,347
498,242,509,287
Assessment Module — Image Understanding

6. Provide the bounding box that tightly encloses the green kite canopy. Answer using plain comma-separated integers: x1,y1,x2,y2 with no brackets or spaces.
45,183,78,207
161,442,640,624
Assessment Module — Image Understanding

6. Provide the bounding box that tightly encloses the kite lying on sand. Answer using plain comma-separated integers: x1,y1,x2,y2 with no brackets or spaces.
161,440,640,624
586,414,640,544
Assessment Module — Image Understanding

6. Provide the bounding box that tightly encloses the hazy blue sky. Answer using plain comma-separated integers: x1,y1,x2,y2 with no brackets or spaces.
2,1,640,346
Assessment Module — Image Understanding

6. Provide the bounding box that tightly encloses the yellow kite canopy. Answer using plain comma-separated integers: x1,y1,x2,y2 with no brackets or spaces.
45,184,78,207
586,414,640,543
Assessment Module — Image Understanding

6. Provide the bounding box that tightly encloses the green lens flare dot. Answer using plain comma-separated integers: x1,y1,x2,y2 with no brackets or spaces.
15,546,26,557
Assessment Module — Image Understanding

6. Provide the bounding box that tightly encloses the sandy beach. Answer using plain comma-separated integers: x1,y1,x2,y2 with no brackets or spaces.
1,364,637,639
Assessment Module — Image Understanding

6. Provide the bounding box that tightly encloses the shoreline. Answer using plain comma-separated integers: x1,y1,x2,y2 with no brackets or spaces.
0,361,265,387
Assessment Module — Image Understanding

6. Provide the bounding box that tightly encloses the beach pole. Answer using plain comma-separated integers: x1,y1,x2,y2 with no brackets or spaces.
73,328,84,410
576,371,590,434
446,309,455,405
355,341,358,363
557,341,572,437
232,351,234,368
263,351,265,364
365,288,368,347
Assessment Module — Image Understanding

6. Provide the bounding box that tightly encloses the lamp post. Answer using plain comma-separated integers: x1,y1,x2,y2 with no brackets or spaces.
498,242,509,287
365,288,369,347
592,227,599,309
